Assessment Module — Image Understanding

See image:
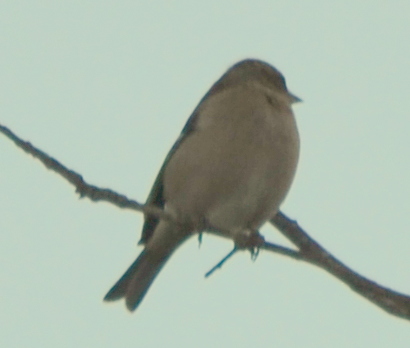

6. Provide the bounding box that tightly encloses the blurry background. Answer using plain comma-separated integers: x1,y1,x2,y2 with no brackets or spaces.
1,1,409,347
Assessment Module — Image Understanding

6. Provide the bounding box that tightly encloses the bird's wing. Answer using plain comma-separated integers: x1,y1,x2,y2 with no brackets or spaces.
138,77,226,244
138,109,200,244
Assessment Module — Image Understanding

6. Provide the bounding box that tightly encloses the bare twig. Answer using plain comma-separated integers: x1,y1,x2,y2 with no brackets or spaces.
270,213,410,320
0,124,170,221
1,123,409,321
205,248,238,278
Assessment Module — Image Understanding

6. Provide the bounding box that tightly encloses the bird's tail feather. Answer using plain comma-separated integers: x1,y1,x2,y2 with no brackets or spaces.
104,247,174,311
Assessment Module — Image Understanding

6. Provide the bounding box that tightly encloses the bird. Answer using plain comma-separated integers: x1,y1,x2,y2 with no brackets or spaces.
104,59,301,311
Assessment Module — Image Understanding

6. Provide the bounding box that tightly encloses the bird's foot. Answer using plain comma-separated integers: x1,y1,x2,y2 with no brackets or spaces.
234,229,265,260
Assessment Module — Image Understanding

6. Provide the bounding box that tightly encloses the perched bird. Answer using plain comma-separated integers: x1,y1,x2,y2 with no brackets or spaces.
104,59,301,311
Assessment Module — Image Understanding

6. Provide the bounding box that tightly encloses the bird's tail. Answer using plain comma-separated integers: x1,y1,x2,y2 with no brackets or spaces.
104,220,188,311
103,247,172,311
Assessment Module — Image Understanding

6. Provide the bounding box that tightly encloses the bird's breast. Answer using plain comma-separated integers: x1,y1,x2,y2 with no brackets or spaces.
164,94,299,235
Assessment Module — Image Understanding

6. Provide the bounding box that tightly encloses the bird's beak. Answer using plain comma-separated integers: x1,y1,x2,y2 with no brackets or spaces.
289,92,302,104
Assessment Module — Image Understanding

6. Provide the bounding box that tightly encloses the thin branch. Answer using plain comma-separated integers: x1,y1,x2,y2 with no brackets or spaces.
205,248,238,278
262,241,303,260
0,124,169,221
270,213,410,320
1,123,410,321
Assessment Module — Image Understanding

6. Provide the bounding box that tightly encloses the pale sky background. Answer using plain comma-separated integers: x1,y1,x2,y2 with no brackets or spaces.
1,1,410,347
